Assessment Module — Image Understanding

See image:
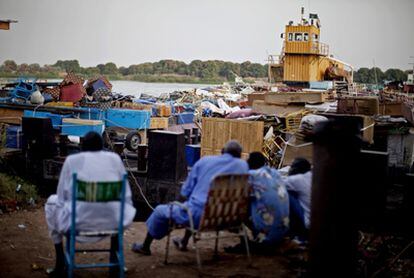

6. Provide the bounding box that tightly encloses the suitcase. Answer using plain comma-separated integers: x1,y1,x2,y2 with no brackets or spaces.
60,83,84,102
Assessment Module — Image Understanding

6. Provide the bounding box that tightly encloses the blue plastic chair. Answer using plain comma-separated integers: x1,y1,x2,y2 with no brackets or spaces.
9,78,38,102
65,173,127,278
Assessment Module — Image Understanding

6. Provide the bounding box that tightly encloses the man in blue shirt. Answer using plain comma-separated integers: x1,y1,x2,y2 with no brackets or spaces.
132,140,249,255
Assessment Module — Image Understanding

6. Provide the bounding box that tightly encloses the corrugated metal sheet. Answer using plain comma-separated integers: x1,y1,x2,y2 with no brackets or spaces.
285,25,320,54
283,55,311,82
201,118,264,160
284,55,346,82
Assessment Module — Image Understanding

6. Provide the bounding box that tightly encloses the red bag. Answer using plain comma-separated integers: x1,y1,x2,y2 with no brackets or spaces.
60,84,84,102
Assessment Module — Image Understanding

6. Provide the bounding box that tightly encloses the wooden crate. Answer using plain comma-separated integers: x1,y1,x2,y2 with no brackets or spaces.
280,142,313,167
265,91,327,104
0,108,23,125
379,102,402,116
201,117,264,159
337,97,379,115
247,92,267,106
150,117,169,129
252,100,304,116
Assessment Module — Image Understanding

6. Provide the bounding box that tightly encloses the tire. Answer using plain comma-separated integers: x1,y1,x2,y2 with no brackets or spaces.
125,131,141,152
102,130,117,149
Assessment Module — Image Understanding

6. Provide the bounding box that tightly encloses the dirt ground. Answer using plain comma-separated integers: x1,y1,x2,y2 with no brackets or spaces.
0,207,300,278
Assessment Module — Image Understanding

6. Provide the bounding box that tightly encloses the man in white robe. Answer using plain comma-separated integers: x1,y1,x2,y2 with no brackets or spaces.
45,131,136,275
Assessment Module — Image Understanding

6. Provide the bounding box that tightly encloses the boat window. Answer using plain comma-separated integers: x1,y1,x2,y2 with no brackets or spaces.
304,33,309,41
313,34,319,41
288,33,293,41
294,33,303,41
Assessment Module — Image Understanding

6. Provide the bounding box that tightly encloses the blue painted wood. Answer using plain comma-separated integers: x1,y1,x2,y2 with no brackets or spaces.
106,108,151,129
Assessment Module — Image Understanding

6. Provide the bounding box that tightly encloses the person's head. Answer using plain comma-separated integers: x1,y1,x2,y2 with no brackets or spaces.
222,140,243,158
247,152,266,170
288,157,311,176
81,131,103,152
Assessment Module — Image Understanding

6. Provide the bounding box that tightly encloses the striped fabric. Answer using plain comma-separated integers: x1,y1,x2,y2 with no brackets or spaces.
86,76,113,91
198,174,249,231
76,180,122,202
42,87,61,100
60,72,87,95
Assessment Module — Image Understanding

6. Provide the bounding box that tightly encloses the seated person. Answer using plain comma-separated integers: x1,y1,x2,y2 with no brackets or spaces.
45,132,136,275
284,157,312,240
226,152,289,254
131,140,249,255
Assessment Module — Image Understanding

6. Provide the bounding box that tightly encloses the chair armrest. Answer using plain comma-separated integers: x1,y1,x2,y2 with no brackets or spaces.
168,201,196,232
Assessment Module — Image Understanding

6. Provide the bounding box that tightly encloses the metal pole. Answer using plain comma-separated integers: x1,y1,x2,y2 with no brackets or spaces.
309,118,362,277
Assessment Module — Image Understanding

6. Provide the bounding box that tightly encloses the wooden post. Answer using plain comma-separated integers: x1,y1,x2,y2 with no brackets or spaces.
309,118,362,277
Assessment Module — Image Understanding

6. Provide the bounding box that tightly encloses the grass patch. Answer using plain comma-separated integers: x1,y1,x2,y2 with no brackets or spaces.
0,173,38,211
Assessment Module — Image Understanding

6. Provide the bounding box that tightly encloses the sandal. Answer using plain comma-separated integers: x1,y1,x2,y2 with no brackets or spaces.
131,242,151,256
172,237,188,251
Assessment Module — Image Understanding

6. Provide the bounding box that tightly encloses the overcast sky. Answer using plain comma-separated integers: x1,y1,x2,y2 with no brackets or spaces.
1,0,413,70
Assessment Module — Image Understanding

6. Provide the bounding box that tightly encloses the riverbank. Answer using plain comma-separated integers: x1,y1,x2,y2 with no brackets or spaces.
0,73,261,85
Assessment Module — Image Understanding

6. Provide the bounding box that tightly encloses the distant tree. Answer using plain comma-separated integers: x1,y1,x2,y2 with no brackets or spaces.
28,63,41,73
189,60,203,77
240,61,252,77
96,64,105,74
118,66,129,75
384,68,407,82
368,67,384,84
219,62,241,79
101,62,118,74
17,63,29,73
354,68,370,83
2,60,18,72
83,67,100,76
54,60,81,73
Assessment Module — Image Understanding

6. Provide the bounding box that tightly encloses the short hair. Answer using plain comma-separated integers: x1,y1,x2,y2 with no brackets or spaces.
247,152,266,170
222,140,243,158
288,157,311,176
82,131,103,152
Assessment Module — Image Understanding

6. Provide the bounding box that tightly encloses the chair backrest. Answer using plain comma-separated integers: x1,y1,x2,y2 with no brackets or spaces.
198,174,249,232
76,180,123,202
71,173,127,233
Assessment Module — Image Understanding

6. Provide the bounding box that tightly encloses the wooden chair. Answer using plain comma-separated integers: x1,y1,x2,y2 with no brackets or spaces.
65,173,127,278
164,173,251,270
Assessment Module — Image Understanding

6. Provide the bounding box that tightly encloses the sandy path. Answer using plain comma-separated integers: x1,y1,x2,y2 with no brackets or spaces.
0,208,296,277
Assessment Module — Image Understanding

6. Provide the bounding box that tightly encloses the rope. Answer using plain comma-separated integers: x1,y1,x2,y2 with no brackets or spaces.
123,152,154,211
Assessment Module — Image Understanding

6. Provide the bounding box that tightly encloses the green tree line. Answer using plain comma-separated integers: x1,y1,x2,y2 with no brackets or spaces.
0,59,268,83
0,59,410,84
353,67,409,84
